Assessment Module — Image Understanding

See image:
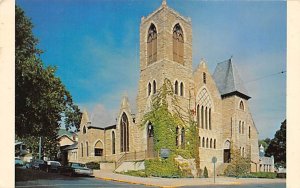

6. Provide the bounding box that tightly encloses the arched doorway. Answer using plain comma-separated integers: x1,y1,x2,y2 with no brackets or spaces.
147,123,154,158
223,140,231,163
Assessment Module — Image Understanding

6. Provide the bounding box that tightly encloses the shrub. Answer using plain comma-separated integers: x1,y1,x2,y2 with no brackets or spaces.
86,161,100,169
224,148,250,178
203,166,208,178
251,172,277,179
121,170,148,177
145,158,182,178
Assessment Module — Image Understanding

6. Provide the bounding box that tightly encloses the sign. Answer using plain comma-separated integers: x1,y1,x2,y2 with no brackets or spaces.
160,148,170,159
212,156,217,163
212,156,217,183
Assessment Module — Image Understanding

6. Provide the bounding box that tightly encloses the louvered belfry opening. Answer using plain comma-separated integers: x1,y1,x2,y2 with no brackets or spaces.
147,24,157,65
173,23,184,64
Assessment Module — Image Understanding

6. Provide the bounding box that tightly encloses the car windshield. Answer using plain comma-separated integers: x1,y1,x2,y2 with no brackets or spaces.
15,159,24,165
50,162,61,166
71,163,86,168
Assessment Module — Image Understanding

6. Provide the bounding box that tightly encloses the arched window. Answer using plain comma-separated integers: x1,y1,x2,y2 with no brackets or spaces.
205,107,208,129
147,24,157,64
180,82,184,96
206,138,209,148
249,126,251,138
94,140,103,156
173,23,184,64
181,128,185,149
86,142,89,157
242,122,244,134
201,106,204,129
209,108,211,130
214,139,216,149
176,126,179,147
120,113,129,152
83,126,86,134
174,81,178,95
81,143,83,157
112,131,116,154
239,101,244,110
202,137,205,147
148,83,151,96
210,138,212,148
153,80,156,94
197,105,200,127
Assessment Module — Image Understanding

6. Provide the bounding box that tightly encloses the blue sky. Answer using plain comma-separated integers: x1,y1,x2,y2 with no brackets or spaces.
17,0,286,139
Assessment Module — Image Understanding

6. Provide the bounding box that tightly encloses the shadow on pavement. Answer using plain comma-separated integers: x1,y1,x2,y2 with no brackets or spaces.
15,168,92,182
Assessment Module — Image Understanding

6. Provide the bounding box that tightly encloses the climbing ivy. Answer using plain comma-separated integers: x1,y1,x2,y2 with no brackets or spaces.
141,78,200,177
142,78,182,152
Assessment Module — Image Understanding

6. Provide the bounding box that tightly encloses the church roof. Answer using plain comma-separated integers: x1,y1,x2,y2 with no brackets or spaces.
88,117,116,130
213,58,250,99
58,129,74,138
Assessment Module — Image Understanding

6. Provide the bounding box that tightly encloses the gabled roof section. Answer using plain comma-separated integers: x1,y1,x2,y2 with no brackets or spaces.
141,0,191,24
58,129,74,138
213,58,250,99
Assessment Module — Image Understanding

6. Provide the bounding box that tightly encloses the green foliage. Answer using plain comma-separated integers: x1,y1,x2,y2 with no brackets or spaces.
86,162,100,169
15,5,82,159
142,79,181,152
145,158,182,178
185,118,200,171
141,78,201,177
265,120,286,168
237,172,277,179
224,147,251,178
203,166,208,178
258,139,269,151
175,149,193,159
120,170,148,177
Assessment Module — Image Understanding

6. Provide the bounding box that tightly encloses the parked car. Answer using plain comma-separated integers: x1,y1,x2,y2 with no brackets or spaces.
31,159,45,170
40,161,62,172
58,162,93,177
15,157,26,169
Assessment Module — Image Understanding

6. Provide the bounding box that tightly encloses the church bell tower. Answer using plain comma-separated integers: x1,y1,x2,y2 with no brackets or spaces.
136,0,193,125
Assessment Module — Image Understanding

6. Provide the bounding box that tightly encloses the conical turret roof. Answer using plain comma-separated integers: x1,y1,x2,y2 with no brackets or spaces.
213,58,250,99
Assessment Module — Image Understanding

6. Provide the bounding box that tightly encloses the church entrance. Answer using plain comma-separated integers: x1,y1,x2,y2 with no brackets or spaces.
147,123,155,158
223,140,231,163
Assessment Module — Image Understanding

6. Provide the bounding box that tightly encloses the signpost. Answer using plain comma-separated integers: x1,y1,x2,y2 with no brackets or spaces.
212,156,217,183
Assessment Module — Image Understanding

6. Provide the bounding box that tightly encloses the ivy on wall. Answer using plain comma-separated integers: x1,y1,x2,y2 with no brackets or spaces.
141,78,200,177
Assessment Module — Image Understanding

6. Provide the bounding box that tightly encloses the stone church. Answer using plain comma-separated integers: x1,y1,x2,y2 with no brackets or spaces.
74,0,259,174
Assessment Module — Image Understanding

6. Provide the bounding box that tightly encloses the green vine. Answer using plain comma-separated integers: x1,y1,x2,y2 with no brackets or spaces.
141,78,201,177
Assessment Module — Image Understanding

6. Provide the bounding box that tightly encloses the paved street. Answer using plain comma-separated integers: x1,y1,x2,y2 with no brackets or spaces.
15,168,286,188
16,176,155,188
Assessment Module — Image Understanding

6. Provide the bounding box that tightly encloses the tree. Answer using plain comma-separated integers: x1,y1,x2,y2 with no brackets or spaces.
265,120,286,168
15,5,81,158
224,143,251,178
258,137,271,151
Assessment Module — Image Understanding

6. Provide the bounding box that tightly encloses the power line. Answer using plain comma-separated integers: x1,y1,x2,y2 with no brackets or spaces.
243,70,286,84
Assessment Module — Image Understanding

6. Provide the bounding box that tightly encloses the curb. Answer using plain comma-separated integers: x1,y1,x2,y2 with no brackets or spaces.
96,175,249,187
95,176,180,187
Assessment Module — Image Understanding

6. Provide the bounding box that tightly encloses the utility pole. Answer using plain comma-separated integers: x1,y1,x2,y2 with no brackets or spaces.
39,137,42,160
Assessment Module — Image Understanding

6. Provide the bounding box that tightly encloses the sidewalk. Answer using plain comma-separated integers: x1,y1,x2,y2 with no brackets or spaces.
93,170,286,187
